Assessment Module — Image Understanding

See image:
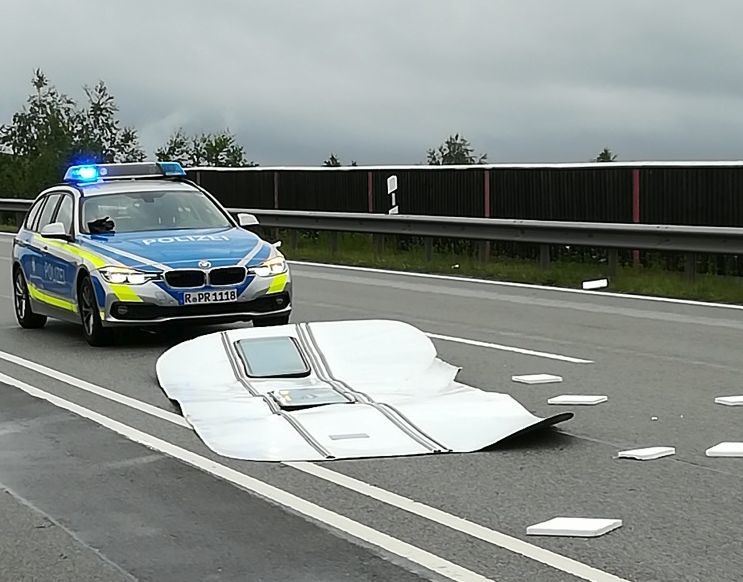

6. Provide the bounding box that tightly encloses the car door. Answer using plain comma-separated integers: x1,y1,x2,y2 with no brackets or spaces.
32,192,64,298
42,193,77,301
18,194,58,297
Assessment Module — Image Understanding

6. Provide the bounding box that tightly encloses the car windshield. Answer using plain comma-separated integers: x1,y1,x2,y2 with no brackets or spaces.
80,190,232,234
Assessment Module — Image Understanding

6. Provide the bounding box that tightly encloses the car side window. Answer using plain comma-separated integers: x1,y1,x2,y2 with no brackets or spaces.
55,195,74,234
24,197,46,230
36,193,62,232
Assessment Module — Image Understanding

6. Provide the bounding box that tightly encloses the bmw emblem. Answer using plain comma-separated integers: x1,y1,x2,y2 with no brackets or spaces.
198,260,211,269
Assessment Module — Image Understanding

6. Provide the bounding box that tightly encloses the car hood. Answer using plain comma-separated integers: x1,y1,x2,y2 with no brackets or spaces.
78,226,273,270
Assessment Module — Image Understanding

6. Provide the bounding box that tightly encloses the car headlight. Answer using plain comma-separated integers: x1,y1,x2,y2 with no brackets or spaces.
249,257,287,277
98,266,160,285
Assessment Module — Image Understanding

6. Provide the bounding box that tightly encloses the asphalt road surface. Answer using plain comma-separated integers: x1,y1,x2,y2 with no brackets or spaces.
1,234,742,582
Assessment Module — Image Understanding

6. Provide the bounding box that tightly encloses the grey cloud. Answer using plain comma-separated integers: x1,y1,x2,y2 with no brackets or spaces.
2,0,743,165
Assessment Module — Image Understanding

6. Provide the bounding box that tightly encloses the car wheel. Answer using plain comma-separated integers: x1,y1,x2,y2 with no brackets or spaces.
78,275,112,346
252,313,291,327
13,267,47,329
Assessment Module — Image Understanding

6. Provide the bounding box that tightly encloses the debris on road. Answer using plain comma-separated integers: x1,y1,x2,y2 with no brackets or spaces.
526,517,622,537
617,446,675,460
512,374,563,385
157,320,573,462
715,396,743,406
547,395,607,405
706,442,743,457
582,278,609,290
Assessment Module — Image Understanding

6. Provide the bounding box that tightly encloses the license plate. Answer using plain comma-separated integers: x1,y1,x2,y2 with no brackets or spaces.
182,289,238,305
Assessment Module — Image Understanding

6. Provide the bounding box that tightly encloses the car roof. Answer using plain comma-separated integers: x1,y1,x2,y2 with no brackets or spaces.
74,179,198,198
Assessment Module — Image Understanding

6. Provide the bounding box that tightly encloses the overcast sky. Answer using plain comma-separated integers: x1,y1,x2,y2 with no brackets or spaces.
3,1,743,165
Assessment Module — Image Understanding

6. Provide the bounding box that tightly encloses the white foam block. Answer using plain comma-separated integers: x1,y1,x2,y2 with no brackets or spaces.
715,396,743,406
512,374,563,385
618,446,675,460
582,278,608,290
526,517,622,537
706,442,743,457
548,395,607,405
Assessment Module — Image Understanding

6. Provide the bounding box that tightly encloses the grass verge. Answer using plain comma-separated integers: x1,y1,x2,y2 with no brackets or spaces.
280,231,743,305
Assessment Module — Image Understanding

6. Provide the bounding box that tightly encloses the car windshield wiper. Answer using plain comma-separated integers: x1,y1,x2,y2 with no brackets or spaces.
88,216,115,234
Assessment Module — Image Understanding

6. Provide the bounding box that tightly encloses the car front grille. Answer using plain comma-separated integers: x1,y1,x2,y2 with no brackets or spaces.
208,267,246,286
164,270,206,288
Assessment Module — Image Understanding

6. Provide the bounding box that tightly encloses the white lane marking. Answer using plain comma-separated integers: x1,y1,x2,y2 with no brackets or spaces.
290,260,743,312
426,333,593,364
0,350,189,428
288,462,627,582
0,351,624,581
0,371,493,582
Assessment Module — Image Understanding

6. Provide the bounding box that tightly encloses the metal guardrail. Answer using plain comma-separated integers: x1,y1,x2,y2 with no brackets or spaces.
229,208,743,255
3,199,743,256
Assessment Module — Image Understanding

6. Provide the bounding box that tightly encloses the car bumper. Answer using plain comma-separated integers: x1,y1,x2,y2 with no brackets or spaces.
95,270,292,326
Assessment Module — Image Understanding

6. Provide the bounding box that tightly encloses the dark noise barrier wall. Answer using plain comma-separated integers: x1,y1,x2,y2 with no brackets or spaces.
187,162,743,227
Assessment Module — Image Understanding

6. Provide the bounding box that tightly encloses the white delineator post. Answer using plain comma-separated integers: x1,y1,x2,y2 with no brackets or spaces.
387,175,398,215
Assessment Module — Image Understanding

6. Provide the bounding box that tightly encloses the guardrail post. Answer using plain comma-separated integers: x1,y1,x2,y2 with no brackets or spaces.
424,237,433,261
374,234,385,257
685,252,697,283
608,248,618,276
539,245,550,269
330,231,339,256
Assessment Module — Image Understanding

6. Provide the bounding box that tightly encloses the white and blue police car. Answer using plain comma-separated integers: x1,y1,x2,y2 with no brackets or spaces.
11,162,291,346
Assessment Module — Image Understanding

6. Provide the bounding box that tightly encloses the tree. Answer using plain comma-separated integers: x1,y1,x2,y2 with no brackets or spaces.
322,153,357,167
156,128,256,167
0,69,145,197
426,134,487,165
594,147,617,162
323,153,341,167
75,81,144,163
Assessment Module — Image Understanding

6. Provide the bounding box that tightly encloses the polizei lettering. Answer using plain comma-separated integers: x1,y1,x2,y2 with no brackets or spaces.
141,235,230,245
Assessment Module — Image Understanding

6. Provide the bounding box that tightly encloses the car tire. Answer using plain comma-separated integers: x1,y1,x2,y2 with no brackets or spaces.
78,275,112,347
252,313,291,327
13,267,47,329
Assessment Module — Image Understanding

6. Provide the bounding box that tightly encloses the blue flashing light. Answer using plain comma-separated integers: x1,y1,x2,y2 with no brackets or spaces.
64,165,101,183
158,162,186,176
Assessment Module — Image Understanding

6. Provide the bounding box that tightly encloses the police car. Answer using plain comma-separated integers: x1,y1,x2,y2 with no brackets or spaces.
11,162,291,346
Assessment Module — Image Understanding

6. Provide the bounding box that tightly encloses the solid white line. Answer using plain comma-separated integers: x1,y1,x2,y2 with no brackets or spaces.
0,350,623,581
0,350,189,428
426,333,593,364
286,462,628,582
290,260,743,312
0,371,493,582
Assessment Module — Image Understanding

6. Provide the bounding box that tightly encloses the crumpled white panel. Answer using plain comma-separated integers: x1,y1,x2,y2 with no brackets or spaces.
156,320,572,461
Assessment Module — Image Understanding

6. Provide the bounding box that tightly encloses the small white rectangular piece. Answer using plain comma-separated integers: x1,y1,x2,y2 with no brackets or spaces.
526,517,622,537
618,446,675,460
386,175,398,194
706,442,743,457
548,395,607,405
582,278,608,290
512,374,563,385
715,395,743,406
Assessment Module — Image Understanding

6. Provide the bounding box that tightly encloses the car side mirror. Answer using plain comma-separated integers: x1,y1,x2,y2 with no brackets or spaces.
274,240,282,248
238,213,259,227
40,222,71,241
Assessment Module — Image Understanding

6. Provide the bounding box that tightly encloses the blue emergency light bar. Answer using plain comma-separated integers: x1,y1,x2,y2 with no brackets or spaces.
63,161,186,183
